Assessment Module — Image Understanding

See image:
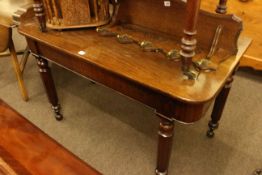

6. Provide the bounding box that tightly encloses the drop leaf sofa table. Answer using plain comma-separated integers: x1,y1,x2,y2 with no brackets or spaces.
18,0,251,174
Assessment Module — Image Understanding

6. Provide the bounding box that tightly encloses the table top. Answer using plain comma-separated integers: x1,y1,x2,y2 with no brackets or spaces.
0,99,101,175
19,17,251,104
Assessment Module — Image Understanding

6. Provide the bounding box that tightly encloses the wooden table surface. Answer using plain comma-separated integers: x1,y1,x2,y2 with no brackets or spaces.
0,99,101,175
201,0,262,70
19,18,250,104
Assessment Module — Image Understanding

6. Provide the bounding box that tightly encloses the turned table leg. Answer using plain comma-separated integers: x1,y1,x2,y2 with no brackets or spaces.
35,56,63,120
207,75,234,137
156,114,175,175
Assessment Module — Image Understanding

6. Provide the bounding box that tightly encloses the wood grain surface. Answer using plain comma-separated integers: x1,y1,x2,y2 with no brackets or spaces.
0,158,19,175
201,0,262,70
0,26,10,52
19,17,250,104
0,99,101,175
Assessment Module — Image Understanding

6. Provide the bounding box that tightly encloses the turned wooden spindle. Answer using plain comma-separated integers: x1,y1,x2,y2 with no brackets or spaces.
99,0,110,21
42,0,52,24
51,0,59,18
33,0,47,32
216,0,228,14
180,0,201,79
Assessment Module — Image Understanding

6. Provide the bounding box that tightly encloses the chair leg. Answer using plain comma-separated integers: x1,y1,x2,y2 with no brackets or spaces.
20,46,30,74
9,38,29,101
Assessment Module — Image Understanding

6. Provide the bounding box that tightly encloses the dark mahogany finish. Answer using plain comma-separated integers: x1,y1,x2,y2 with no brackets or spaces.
35,55,63,120
180,0,201,77
18,1,251,174
216,0,228,14
156,115,175,175
28,39,63,120
0,99,101,175
207,76,233,137
207,1,230,136
32,0,46,32
207,66,237,137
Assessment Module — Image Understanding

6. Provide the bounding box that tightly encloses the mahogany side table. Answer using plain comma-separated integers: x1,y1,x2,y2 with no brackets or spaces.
18,1,251,174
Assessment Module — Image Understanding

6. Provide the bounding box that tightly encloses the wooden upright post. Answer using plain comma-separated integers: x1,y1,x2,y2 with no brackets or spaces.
216,0,228,14
33,0,47,32
180,0,201,79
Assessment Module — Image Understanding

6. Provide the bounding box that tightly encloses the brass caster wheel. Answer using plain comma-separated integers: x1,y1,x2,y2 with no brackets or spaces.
52,105,63,121
55,113,63,121
206,130,215,138
253,169,262,175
